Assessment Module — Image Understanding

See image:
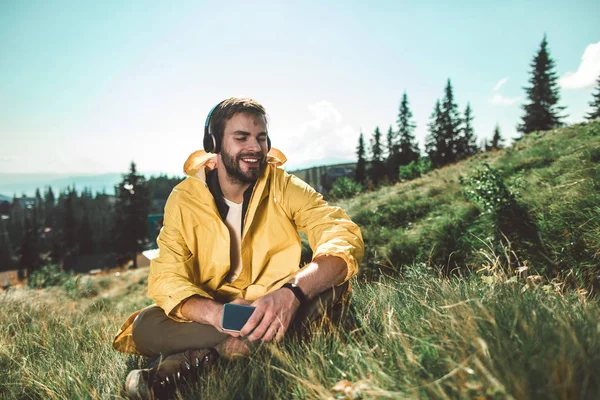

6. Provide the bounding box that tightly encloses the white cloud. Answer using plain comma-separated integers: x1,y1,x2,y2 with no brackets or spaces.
282,101,358,167
493,77,509,92
559,41,600,90
489,94,520,106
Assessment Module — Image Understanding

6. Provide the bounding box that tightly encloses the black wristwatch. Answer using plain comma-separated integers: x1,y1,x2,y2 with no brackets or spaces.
282,282,308,306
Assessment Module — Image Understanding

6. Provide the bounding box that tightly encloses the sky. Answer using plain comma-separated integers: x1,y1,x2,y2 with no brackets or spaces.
1,0,599,176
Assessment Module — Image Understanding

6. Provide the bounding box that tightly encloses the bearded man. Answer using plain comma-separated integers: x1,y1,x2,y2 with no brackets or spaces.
113,97,364,399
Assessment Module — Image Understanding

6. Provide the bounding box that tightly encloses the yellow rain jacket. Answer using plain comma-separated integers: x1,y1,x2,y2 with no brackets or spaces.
113,148,364,354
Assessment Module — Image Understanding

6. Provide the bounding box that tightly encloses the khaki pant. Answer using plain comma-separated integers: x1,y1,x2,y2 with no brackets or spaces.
132,282,349,357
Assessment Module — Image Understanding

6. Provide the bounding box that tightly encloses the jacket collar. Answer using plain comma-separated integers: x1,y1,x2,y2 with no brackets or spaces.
183,148,287,180
182,148,287,216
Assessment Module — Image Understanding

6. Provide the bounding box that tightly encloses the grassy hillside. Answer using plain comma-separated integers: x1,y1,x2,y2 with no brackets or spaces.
337,120,600,288
1,121,599,399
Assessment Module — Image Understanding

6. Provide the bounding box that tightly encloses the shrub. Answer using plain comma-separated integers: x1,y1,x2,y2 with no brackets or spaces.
28,264,71,289
328,177,363,199
398,158,433,181
460,163,518,214
62,275,97,298
27,263,97,298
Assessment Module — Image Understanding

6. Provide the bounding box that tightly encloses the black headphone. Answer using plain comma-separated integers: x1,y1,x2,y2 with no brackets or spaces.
203,100,271,153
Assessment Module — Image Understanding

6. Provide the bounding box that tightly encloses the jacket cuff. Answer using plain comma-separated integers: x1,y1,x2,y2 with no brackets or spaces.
312,248,359,283
168,301,189,322
155,286,214,319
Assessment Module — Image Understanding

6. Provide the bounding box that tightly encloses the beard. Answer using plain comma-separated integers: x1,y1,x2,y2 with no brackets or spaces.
221,148,266,184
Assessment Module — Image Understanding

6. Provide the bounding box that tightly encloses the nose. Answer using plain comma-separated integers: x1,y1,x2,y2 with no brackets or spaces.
247,137,262,153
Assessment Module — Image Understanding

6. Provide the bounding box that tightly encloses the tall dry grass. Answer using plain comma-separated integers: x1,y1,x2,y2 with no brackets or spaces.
1,256,598,399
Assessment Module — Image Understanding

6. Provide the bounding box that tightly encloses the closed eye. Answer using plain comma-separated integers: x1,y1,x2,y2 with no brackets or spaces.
235,137,267,142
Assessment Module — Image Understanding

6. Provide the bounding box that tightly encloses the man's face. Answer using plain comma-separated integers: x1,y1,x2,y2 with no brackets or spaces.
219,112,268,184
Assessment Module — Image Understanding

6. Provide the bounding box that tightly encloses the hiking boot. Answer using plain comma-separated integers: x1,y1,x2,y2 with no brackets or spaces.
124,348,219,400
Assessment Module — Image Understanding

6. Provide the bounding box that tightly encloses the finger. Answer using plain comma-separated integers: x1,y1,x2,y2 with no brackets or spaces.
240,306,265,337
216,307,242,337
224,329,241,338
231,298,251,306
216,320,241,337
262,322,279,343
247,312,276,342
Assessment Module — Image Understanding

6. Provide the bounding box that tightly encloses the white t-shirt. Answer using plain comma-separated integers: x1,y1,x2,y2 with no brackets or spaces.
223,197,243,283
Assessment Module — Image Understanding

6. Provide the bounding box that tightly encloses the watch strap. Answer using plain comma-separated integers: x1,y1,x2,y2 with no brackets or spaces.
282,282,308,306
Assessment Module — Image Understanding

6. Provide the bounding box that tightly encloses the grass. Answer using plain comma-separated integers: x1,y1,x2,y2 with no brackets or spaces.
1,261,599,399
1,121,599,399
336,121,600,287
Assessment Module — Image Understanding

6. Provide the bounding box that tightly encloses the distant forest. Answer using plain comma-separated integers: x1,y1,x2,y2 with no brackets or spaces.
0,166,182,275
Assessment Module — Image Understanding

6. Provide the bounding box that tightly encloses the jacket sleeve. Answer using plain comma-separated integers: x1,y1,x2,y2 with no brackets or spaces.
281,173,364,282
148,193,213,320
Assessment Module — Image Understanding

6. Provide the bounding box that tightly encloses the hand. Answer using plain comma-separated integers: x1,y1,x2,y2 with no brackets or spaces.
215,298,253,338
240,288,300,343
183,296,251,338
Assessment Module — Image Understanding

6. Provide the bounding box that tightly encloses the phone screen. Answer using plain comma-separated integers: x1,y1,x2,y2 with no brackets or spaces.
221,303,256,332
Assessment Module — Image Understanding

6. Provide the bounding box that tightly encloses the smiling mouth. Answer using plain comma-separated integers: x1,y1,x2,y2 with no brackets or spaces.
240,156,262,167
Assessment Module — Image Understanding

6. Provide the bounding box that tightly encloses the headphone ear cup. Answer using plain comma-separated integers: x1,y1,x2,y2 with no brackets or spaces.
203,126,215,153
213,134,220,153
267,136,272,152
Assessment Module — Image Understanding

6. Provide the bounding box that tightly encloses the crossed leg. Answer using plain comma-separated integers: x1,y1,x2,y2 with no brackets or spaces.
131,282,350,358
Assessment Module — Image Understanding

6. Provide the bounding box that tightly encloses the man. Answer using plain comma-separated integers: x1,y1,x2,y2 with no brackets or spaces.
113,97,364,399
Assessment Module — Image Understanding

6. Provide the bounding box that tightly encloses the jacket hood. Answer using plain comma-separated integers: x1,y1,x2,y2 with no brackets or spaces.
183,148,287,180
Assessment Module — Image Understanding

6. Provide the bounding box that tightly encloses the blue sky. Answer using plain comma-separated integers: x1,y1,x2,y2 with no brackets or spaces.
1,0,599,175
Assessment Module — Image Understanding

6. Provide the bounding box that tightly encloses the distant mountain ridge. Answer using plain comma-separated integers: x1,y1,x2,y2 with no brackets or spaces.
0,158,356,198
0,173,126,198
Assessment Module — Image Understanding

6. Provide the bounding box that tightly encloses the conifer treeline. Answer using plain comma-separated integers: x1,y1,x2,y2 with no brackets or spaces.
354,35,600,188
355,80,492,186
0,164,182,274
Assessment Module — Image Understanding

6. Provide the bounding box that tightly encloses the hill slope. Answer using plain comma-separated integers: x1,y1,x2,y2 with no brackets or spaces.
337,120,600,286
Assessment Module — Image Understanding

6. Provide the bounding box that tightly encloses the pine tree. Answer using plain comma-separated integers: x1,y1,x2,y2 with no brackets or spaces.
386,125,394,159
8,194,24,248
425,100,448,167
458,103,478,159
397,91,420,167
64,187,76,256
385,125,397,181
355,132,367,185
44,186,55,227
586,74,600,120
34,188,43,228
518,35,566,134
491,124,505,150
94,192,115,253
19,218,40,278
113,161,151,268
369,127,386,185
78,215,94,255
440,79,462,164
0,219,14,272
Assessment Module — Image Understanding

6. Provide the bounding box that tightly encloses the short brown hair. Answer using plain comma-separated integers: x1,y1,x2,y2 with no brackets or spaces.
209,97,268,145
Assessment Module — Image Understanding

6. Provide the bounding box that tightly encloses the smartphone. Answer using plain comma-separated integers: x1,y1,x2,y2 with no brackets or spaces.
221,303,256,332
